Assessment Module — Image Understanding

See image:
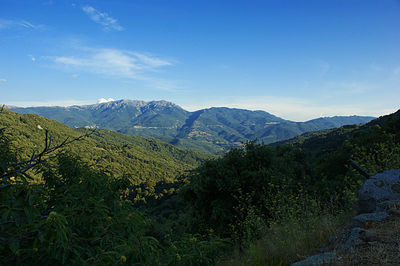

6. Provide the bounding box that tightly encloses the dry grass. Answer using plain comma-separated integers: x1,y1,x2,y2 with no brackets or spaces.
218,204,400,266
218,211,354,266
330,213,400,265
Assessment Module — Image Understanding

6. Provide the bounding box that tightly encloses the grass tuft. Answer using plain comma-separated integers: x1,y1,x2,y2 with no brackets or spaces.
219,209,354,266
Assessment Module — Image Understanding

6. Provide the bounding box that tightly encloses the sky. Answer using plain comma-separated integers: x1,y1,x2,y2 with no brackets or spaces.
0,0,399,121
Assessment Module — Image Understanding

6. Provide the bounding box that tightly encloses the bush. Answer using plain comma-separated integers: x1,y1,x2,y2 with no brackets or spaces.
0,154,160,265
182,142,314,242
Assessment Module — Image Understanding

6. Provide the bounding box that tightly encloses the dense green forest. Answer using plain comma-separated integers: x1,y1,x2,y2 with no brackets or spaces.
1,108,399,265
0,109,207,184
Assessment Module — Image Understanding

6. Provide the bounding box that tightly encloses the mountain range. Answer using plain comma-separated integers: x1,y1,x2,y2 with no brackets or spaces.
7,99,375,153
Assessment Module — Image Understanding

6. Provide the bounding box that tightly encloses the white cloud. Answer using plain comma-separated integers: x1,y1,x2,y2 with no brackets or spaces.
28,54,36,61
97,98,115,104
19,20,37,29
71,74,79,78
131,52,172,68
51,47,173,80
0,78,6,82
0,19,44,30
82,6,123,31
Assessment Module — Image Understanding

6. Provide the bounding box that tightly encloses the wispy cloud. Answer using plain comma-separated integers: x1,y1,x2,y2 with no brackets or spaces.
132,52,173,67
0,78,6,82
0,19,44,30
28,54,36,61
52,47,172,79
82,6,123,31
49,46,178,90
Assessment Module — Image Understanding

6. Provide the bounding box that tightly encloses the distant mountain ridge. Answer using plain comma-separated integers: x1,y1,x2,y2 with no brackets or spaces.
7,99,375,153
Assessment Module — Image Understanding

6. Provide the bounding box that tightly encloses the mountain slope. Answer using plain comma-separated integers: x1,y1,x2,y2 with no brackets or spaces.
0,108,207,183
276,109,400,177
7,99,375,153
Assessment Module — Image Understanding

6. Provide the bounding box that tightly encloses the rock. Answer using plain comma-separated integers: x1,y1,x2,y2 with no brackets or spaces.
376,199,400,211
351,211,388,227
389,209,400,216
340,226,378,252
340,227,365,252
296,169,400,264
358,169,400,213
358,196,377,213
361,230,377,242
291,252,337,266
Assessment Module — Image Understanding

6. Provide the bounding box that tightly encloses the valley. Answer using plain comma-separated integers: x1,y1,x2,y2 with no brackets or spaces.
1,104,399,265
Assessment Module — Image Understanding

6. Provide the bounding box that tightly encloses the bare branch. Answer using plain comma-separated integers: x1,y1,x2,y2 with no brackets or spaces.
348,158,371,179
0,129,96,183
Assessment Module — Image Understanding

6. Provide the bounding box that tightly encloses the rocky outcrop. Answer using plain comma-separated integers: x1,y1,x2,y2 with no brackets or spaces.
291,169,400,266
358,169,400,213
339,227,377,252
350,211,388,228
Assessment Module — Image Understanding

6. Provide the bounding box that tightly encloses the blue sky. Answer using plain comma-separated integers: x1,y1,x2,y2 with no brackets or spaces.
0,0,399,121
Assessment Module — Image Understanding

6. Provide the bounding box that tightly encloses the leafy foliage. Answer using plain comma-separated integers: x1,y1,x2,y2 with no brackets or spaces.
0,153,228,265
0,153,160,265
183,142,318,242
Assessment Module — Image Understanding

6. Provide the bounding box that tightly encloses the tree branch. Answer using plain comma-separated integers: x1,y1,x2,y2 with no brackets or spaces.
348,158,371,179
0,129,96,182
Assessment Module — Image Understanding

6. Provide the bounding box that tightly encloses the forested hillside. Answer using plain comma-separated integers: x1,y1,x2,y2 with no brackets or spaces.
278,109,400,176
8,100,375,153
0,108,207,184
